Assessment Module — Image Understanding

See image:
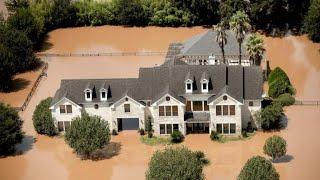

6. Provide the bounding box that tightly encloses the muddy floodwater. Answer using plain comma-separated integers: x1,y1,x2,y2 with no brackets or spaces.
0,26,319,180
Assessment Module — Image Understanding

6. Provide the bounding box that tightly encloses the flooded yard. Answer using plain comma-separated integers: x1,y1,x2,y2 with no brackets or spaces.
0,26,319,180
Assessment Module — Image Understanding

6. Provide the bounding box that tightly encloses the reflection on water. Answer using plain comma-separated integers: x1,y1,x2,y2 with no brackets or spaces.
0,26,319,180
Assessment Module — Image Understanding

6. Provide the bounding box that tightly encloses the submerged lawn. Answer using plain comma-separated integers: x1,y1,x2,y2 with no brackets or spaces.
215,132,256,143
140,135,171,146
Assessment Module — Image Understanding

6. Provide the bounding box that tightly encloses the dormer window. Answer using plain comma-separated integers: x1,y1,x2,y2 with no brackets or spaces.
201,79,209,93
100,88,107,101
84,89,92,101
185,79,193,93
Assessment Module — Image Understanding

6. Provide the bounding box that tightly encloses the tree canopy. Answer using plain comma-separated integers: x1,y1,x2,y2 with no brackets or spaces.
238,156,280,180
0,102,24,155
146,146,209,180
33,97,56,136
246,33,265,65
65,113,110,159
264,135,287,161
304,0,320,42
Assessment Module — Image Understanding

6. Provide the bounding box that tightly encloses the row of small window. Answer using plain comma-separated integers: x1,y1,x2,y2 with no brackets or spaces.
186,101,209,112
216,105,235,116
216,123,236,134
160,124,179,134
60,105,72,114
159,106,178,116
58,121,71,132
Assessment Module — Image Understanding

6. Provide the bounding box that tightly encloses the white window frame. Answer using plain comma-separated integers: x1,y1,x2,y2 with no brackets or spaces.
216,123,236,134
100,89,107,101
201,79,209,93
185,79,193,93
84,89,92,101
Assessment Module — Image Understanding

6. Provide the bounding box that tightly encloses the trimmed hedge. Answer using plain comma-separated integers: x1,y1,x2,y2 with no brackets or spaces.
273,93,295,107
268,67,295,98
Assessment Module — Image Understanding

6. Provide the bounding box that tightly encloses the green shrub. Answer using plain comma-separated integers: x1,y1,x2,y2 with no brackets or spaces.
32,97,56,136
304,0,320,42
210,130,221,141
273,93,295,107
264,135,287,161
0,102,24,155
246,121,254,133
255,103,283,130
138,128,145,135
268,67,295,98
65,113,110,159
238,156,279,180
112,129,118,135
145,117,153,138
146,147,209,180
241,130,248,138
170,130,184,143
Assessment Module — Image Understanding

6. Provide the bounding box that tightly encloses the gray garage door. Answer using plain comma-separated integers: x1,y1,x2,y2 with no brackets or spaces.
118,118,139,131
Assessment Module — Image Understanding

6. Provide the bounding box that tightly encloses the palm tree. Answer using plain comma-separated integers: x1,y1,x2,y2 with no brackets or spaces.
245,33,265,66
229,11,251,65
215,22,228,64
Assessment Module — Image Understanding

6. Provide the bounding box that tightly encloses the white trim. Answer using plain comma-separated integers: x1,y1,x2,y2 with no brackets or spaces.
84,89,92,101
151,93,185,107
201,79,209,93
111,95,145,108
208,93,243,105
49,97,82,110
100,89,107,101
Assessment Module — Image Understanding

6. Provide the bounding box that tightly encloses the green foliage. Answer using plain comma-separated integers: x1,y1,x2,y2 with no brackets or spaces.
273,93,295,107
304,0,320,42
268,67,295,98
219,0,250,23
210,130,221,141
238,156,279,180
264,135,287,161
0,24,38,72
0,43,15,91
138,128,145,135
7,8,44,45
0,102,24,155
255,103,283,130
245,33,265,65
140,135,170,146
33,97,56,136
145,116,153,138
113,0,148,26
5,0,29,13
112,129,118,135
146,147,209,180
170,130,184,143
65,113,110,158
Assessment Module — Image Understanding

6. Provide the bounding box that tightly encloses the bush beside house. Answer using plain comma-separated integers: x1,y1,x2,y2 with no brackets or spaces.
170,130,184,143
145,117,153,138
146,147,209,180
273,93,295,107
264,135,287,161
255,103,283,130
238,156,279,180
65,113,110,159
33,97,56,136
268,67,295,98
0,102,24,156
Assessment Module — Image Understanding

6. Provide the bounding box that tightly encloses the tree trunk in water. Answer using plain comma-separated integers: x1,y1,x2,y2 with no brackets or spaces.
239,42,242,65
222,44,225,64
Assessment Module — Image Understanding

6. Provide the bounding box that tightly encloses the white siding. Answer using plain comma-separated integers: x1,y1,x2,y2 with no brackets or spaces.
51,98,82,126
209,94,242,135
151,95,185,135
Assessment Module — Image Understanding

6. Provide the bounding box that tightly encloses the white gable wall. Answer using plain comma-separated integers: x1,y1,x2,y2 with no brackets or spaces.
51,98,82,126
151,95,185,135
209,94,242,134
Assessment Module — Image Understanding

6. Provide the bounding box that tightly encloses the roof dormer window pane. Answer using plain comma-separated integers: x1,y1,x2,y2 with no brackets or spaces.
86,92,91,99
202,83,207,90
187,83,191,90
101,91,106,98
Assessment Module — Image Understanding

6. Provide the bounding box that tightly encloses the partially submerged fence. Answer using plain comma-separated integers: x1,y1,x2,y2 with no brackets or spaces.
294,100,320,106
37,51,167,57
15,62,48,111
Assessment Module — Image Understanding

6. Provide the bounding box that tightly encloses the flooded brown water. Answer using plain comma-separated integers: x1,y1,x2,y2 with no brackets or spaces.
0,26,319,180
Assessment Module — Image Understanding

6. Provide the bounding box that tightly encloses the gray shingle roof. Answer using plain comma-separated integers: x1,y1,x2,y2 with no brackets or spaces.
181,29,248,56
52,64,263,106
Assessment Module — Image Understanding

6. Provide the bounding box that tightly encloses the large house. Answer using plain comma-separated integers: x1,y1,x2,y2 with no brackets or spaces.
50,61,263,135
165,29,256,66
